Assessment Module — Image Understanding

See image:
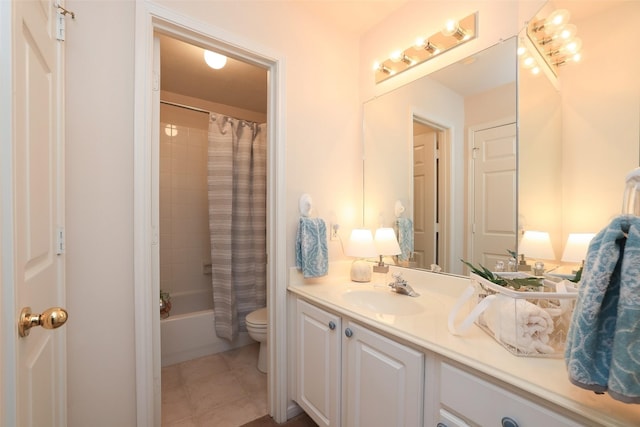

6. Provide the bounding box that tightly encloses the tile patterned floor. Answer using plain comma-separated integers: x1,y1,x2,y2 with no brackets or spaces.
162,343,268,427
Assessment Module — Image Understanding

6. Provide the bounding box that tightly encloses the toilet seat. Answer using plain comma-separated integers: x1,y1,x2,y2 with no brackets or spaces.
246,307,267,328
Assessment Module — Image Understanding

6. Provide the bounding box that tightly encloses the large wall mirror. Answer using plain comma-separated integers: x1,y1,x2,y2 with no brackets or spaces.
363,0,640,276
363,37,517,275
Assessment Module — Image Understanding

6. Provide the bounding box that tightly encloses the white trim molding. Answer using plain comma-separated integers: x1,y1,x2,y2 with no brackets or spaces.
134,1,287,425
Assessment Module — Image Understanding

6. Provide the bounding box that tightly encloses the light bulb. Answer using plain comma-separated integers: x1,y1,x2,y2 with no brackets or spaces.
204,50,227,69
531,66,541,75
564,37,582,54
522,56,536,68
390,51,403,62
517,46,526,56
373,61,392,75
544,9,570,35
442,19,458,36
559,24,577,40
390,51,413,65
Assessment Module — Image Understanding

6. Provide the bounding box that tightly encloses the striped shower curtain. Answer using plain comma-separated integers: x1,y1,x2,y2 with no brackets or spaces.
207,113,267,341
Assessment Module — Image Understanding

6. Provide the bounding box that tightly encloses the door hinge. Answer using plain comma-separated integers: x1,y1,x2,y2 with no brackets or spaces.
56,10,66,41
471,223,476,234
56,227,65,255
472,147,480,159
153,72,160,92
54,3,76,41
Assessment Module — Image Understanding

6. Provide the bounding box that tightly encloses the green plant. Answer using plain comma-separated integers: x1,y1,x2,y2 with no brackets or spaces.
569,266,583,283
460,259,542,290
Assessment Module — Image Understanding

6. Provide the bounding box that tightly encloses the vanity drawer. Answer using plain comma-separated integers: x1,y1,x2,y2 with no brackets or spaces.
440,363,582,427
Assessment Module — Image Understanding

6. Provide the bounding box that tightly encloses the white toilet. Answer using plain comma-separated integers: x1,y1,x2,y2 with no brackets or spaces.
246,307,268,373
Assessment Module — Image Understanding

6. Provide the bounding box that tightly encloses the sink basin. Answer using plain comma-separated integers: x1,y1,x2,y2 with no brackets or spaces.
341,289,423,315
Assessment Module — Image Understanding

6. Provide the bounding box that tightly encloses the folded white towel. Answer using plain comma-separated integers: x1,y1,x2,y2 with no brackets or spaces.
482,296,555,354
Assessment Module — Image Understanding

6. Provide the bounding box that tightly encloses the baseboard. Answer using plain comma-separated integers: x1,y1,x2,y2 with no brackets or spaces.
286,401,303,420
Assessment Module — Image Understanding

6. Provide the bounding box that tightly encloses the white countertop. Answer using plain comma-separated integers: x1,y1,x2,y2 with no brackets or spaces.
288,263,640,426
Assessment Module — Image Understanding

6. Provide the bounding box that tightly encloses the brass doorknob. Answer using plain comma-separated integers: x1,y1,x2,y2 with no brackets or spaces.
19,306,68,338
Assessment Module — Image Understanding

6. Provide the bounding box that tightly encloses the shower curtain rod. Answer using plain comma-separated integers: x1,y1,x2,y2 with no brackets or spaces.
159,100,259,126
160,99,209,114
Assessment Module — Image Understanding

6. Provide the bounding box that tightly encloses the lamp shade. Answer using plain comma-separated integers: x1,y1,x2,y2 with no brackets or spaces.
345,229,377,258
374,227,401,256
561,233,595,263
519,231,555,260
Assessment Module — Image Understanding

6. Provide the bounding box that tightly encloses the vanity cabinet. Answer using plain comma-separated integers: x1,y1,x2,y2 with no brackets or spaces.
296,299,424,427
296,299,341,427
438,363,584,427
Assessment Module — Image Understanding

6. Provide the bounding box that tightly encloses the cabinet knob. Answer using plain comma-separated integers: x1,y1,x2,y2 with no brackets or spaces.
345,328,353,338
328,321,336,330
501,416,519,427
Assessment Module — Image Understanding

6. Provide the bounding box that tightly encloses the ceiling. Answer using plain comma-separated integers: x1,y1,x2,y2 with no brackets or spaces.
159,1,408,114
427,38,516,97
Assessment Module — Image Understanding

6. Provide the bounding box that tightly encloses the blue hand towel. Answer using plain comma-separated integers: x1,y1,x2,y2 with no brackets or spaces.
565,215,640,403
295,218,328,278
396,218,414,262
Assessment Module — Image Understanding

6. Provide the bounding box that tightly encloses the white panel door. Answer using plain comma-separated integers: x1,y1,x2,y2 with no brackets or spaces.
471,123,517,269
344,321,423,427
11,1,67,426
413,131,437,269
297,299,341,427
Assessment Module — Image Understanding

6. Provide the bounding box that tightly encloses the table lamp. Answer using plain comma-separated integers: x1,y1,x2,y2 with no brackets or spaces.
373,227,401,274
518,230,555,274
345,229,377,282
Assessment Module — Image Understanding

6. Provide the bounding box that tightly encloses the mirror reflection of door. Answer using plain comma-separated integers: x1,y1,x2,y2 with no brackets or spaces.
471,122,517,269
413,120,446,270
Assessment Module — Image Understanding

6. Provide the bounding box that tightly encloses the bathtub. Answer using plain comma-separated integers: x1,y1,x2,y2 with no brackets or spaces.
160,290,253,366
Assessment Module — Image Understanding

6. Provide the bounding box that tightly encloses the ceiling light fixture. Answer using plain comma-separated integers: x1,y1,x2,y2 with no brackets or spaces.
204,50,227,70
374,12,477,84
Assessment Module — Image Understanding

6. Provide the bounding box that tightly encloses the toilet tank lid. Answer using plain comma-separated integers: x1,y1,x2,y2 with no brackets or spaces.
246,307,267,325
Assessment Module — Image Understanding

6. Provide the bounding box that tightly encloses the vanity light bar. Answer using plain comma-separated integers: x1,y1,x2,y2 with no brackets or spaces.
374,12,478,84
526,8,582,75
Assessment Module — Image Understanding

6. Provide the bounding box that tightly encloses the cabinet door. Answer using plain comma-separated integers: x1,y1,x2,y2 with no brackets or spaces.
297,299,341,427
343,321,424,427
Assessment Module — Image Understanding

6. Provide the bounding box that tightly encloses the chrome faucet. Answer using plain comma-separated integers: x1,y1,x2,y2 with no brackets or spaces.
388,273,420,297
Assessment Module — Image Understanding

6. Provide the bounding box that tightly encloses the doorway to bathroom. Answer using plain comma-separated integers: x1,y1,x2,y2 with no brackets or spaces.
156,32,270,423
412,117,449,271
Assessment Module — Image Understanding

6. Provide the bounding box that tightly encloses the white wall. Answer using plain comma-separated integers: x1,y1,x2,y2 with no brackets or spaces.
66,1,137,425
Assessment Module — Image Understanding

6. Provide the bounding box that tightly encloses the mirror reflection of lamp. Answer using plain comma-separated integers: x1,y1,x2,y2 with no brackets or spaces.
373,228,401,274
345,229,378,282
562,233,595,272
518,230,555,275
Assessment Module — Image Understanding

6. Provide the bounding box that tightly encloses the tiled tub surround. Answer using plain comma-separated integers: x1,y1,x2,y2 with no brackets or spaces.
159,117,212,301
288,262,640,426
